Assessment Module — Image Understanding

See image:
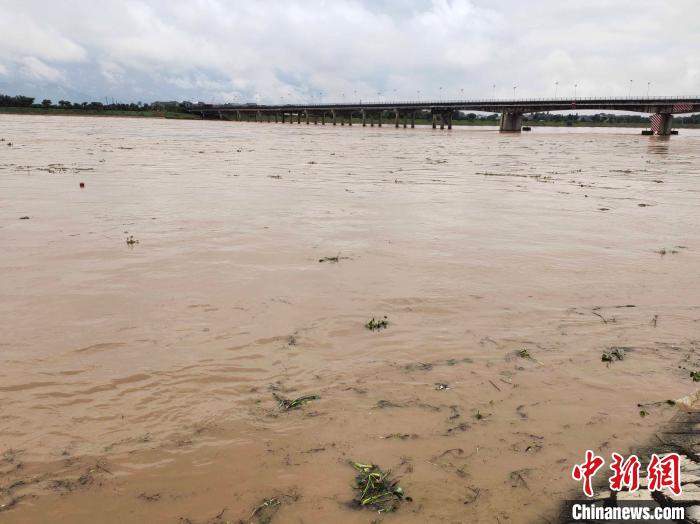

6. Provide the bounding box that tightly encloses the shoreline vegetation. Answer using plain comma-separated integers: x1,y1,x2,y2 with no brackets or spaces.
1,100,699,128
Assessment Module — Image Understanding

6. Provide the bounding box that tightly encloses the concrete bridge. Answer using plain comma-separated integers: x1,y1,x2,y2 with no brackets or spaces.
188,97,700,136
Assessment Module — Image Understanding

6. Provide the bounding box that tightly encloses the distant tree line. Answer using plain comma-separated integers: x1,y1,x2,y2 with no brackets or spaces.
0,93,191,113
0,94,35,107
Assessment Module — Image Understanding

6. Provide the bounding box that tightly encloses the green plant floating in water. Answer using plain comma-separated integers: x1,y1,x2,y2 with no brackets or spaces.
365,316,388,331
602,347,625,363
351,462,410,513
273,393,320,411
518,349,533,360
690,371,700,382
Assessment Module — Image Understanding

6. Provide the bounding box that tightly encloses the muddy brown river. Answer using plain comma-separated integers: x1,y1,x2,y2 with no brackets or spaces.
1,114,699,523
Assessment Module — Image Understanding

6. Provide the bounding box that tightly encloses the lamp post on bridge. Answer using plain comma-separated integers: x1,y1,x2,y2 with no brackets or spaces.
629,80,633,97
554,81,559,98
574,83,578,100
492,84,496,99
647,82,651,97
513,86,517,99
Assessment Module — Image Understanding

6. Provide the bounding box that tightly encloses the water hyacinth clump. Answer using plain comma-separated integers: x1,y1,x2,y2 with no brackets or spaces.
351,462,409,512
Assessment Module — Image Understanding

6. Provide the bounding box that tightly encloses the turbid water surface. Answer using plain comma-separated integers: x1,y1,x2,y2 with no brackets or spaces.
1,115,700,523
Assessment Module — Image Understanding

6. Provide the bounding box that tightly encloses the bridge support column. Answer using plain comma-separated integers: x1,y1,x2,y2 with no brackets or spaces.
395,109,400,128
440,113,445,130
341,113,345,126
651,113,673,135
274,113,278,123
348,112,352,126
322,113,325,125
447,112,452,130
282,113,286,123
236,111,241,121
297,112,301,124
362,110,366,126
332,110,337,125
432,114,436,129
378,112,382,127
411,112,415,128
500,111,523,132
305,110,309,124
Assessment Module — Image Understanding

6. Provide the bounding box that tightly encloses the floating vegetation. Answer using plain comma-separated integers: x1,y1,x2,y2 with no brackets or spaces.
656,248,679,255
434,383,450,390
248,497,280,523
601,347,626,363
351,462,409,513
690,371,700,382
126,235,139,246
273,393,320,411
318,253,350,263
404,362,433,371
375,399,404,409
517,349,533,360
365,316,388,331
381,433,417,440
19,216,30,220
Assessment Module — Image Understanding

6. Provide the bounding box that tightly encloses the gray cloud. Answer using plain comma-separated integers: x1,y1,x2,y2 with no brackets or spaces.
0,0,697,103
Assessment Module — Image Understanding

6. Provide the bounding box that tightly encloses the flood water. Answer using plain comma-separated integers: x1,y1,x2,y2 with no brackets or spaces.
1,114,700,523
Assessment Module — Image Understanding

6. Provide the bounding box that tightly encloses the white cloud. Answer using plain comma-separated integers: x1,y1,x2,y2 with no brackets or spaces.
0,0,698,102
20,56,65,82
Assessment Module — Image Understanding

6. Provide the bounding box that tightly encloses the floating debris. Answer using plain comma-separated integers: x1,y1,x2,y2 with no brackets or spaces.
434,383,450,390
517,349,533,360
248,497,280,523
601,347,626,363
404,362,433,371
381,433,417,440
126,235,139,246
690,371,700,382
351,462,409,513
318,253,350,263
365,316,388,331
273,393,320,411
19,216,30,220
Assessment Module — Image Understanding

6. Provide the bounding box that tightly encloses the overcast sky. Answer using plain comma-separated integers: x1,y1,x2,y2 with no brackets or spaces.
0,0,698,103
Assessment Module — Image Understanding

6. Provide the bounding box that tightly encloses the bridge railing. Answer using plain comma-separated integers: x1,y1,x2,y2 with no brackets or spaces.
200,96,699,110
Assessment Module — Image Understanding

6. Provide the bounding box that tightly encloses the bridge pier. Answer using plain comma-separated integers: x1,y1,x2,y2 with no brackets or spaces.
314,114,318,125
378,112,382,127
447,112,452,130
361,110,366,127
348,111,352,126
440,113,445,130
432,114,436,129
332,110,337,125
395,109,400,128
305,110,309,124
411,112,415,128
500,111,523,132
651,113,673,135
321,113,325,125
